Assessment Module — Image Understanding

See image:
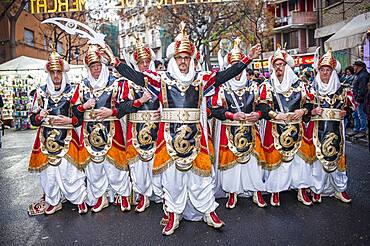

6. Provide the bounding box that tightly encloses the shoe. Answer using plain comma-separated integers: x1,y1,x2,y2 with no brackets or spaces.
226,193,237,209
312,193,322,203
112,195,120,206
120,196,131,212
91,194,109,213
354,132,366,138
135,194,150,213
253,191,267,208
334,191,352,203
78,202,88,214
204,211,225,228
162,212,180,236
270,192,280,207
45,203,62,215
297,188,313,206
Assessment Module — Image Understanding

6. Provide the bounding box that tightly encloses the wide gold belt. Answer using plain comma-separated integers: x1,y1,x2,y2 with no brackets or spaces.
311,108,343,121
270,112,302,124
129,110,160,123
84,110,118,122
222,119,255,126
42,115,73,129
161,108,201,123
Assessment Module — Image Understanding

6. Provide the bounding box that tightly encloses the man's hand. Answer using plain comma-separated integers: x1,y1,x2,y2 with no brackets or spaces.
139,90,152,104
275,113,289,121
248,44,262,59
245,112,260,123
52,115,72,126
291,109,305,121
99,44,116,66
233,112,247,121
94,107,113,121
311,107,323,116
39,109,50,120
83,99,96,110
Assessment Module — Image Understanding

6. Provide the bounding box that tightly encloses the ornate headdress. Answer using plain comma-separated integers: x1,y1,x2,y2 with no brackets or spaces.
226,37,245,65
45,49,69,72
174,22,195,56
317,48,338,70
84,44,103,67
268,44,295,70
132,33,153,64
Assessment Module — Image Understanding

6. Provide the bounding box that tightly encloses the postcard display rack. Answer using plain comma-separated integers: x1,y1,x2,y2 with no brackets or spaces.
0,75,39,130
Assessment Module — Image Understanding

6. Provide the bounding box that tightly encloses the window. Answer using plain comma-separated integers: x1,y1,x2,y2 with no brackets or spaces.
56,41,63,54
24,28,34,46
283,31,298,49
308,29,316,47
43,35,49,50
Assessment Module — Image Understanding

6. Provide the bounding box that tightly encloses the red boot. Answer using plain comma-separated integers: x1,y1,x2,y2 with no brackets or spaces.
253,191,267,208
334,191,352,203
162,212,180,236
45,203,62,215
270,192,280,207
120,196,131,212
91,194,108,213
226,193,237,209
297,188,313,206
312,193,322,203
135,194,150,213
204,211,225,228
78,202,88,214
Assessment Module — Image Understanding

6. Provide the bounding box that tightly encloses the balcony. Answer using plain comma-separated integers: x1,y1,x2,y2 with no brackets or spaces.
274,11,317,31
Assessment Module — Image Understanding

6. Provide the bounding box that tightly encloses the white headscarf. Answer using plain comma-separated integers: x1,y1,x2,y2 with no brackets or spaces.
226,66,247,90
315,70,341,95
167,57,196,85
270,65,299,93
46,72,68,97
87,63,110,90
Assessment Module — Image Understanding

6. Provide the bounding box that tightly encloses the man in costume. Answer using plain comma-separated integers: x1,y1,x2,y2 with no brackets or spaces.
28,50,87,215
210,38,267,208
257,45,314,206
71,44,151,213
124,37,161,212
102,22,261,235
310,49,357,203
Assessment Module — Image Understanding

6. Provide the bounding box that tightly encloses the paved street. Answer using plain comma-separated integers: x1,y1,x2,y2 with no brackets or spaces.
0,129,369,246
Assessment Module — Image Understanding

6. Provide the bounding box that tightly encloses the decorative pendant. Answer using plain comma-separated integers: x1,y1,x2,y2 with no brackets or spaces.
181,92,185,96
168,86,172,90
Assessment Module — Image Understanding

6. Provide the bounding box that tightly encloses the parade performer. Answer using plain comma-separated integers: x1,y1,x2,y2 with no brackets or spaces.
124,37,161,212
310,49,357,203
71,44,151,213
257,45,314,206
210,38,267,208
28,50,87,215
102,22,261,235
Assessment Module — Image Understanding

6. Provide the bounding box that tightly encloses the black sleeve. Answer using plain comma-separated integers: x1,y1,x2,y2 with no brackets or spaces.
116,100,140,119
357,73,370,103
256,103,273,120
0,96,3,108
115,63,145,87
72,105,84,127
210,106,228,121
214,61,248,87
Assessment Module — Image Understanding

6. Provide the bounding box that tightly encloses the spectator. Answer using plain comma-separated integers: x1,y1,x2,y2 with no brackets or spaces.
154,60,165,71
365,81,370,152
342,66,355,86
348,60,370,138
246,68,254,82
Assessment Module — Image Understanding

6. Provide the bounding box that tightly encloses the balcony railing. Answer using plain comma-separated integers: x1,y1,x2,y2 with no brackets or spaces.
275,11,317,27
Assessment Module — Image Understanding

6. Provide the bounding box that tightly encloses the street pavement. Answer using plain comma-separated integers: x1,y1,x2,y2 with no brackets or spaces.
0,129,369,246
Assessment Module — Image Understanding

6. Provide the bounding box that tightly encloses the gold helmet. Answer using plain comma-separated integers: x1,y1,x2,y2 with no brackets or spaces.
132,34,153,64
226,37,245,64
174,21,195,56
45,50,68,72
84,44,103,67
318,48,337,70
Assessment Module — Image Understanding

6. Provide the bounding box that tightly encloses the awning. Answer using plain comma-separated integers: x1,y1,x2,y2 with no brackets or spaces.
314,20,348,39
325,12,370,51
